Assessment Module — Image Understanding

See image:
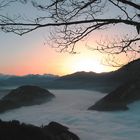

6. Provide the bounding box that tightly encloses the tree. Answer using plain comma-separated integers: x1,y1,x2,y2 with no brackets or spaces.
0,0,140,65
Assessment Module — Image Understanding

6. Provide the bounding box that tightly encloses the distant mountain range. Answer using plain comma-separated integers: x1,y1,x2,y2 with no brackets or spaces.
0,59,140,92
0,74,12,80
46,58,140,92
0,74,59,88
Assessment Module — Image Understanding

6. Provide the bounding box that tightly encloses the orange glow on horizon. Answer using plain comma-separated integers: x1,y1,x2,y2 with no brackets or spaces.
71,59,105,73
61,43,118,75
1,38,118,76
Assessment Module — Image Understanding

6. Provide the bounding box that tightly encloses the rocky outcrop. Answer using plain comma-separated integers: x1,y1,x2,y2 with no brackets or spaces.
43,121,79,140
0,85,55,113
88,80,140,111
0,120,80,140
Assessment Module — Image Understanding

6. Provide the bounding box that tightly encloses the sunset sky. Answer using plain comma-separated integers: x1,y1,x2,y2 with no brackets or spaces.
0,25,120,76
0,1,136,76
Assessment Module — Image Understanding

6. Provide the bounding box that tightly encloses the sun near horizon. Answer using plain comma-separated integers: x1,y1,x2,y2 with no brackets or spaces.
71,58,106,73
0,25,120,76
0,45,118,76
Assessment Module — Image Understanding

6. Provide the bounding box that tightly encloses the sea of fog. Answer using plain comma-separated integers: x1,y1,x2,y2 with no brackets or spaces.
0,89,140,140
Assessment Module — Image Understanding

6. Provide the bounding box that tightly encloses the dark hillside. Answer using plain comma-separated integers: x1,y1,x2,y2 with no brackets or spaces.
0,120,79,140
0,85,55,113
48,59,140,92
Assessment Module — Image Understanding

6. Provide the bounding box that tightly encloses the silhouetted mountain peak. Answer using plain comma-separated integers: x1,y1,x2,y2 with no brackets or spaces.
117,59,140,72
0,85,55,113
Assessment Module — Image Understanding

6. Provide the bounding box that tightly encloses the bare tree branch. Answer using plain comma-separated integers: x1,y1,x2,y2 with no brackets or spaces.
0,0,140,65
117,0,140,10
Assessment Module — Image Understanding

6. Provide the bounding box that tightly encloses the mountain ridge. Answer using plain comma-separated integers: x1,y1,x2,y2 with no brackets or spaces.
0,58,140,92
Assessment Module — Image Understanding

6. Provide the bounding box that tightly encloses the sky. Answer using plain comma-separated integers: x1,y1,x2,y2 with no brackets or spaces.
1,29,117,76
0,1,137,76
